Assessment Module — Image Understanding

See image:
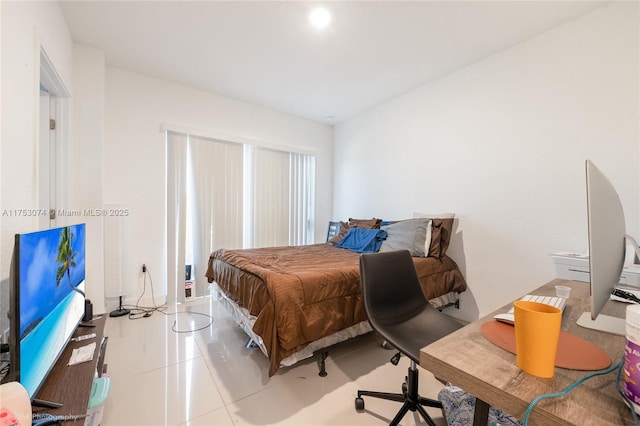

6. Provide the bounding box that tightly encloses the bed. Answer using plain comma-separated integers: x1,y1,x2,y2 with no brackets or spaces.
205,216,467,376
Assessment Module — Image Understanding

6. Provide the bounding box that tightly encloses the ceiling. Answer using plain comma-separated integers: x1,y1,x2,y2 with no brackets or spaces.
59,1,609,124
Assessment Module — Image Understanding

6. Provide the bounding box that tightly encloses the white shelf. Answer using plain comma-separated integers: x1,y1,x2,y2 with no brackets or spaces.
550,252,640,287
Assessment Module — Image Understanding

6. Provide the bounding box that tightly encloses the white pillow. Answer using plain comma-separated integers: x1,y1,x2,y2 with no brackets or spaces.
413,212,455,219
413,212,455,257
424,220,432,257
379,218,431,257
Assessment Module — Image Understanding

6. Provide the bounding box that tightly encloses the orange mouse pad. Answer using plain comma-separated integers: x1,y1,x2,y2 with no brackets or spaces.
481,320,611,370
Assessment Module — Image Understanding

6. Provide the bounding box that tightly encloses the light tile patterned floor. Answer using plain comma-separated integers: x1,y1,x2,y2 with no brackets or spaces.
102,296,448,426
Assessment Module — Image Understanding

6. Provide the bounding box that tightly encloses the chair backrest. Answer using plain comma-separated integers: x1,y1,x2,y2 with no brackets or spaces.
326,221,340,242
359,250,429,327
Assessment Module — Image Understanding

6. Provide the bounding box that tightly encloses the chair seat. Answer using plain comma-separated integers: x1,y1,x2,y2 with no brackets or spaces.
355,250,465,426
380,304,462,363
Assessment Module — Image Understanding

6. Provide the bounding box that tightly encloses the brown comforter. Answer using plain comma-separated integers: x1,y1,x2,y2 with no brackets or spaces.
206,243,466,376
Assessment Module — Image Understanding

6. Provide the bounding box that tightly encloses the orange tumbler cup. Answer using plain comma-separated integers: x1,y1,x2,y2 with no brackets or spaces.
513,300,562,378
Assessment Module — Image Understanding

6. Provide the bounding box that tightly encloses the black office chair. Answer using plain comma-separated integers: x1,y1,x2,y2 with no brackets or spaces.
356,250,463,426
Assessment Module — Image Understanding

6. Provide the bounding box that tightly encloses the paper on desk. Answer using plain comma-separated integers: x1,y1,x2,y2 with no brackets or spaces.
68,342,96,366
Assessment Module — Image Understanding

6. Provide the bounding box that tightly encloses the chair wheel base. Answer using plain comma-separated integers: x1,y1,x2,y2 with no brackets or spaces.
355,362,442,426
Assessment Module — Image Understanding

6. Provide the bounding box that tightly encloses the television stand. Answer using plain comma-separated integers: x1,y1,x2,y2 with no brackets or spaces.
33,315,107,424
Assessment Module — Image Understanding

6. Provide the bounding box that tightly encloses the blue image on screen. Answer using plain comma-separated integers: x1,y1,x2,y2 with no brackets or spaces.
17,224,86,398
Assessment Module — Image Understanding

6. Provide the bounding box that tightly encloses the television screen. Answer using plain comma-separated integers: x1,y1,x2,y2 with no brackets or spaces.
9,224,86,400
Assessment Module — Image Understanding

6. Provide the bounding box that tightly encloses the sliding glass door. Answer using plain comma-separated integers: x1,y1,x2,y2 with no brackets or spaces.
166,130,316,302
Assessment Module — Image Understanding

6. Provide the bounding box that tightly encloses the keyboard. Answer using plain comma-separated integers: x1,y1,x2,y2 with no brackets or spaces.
494,294,567,325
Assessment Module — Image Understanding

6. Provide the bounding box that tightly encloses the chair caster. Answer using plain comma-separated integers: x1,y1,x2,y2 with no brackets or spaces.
355,397,365,411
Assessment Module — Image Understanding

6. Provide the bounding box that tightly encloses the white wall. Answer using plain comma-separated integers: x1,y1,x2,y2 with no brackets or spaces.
0,1,74,326
0,4,107,317
3,0,636,324
0,0,334,315
104,68,333,307
334,2,639,321
71,43,106,313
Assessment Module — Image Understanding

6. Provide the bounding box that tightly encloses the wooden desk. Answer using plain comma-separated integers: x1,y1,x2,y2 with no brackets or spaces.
34,315,107,425
420,279,633,425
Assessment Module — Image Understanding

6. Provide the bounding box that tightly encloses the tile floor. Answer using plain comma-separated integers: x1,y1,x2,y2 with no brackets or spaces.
101,296,449,426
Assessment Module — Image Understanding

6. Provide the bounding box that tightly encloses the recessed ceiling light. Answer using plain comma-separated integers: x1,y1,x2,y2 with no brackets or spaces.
309,7,331,29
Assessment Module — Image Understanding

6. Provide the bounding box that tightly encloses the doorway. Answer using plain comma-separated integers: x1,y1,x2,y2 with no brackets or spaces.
39,49,70,227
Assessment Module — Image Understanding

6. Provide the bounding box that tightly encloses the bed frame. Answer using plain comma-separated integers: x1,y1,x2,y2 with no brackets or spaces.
207,222,466,376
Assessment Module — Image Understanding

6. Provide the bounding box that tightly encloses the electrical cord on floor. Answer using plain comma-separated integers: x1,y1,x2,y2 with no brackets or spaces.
164,310,214,333
123,266,168,319
122,265,214,333
522,358,625,425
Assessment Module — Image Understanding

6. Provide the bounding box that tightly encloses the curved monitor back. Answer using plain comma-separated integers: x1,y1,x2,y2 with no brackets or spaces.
586,160,626,320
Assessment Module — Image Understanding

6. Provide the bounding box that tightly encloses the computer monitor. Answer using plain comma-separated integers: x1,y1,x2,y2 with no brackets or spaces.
577,160,640,335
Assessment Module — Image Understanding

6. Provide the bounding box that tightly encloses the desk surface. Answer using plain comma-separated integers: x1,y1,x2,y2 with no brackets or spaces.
420,279,632,426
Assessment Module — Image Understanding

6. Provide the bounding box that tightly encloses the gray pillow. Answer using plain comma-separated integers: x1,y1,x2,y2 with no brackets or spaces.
379,218,430,257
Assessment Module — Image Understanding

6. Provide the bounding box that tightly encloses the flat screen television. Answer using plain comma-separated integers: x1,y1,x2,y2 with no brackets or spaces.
3,223,86,407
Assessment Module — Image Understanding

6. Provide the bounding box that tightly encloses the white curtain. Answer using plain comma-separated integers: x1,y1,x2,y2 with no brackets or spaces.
289,152,316,246
166,130,315,301
244,146,290,248
166,131,188,304
189,136,243,298
103,203,132,299
243,146,315,248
